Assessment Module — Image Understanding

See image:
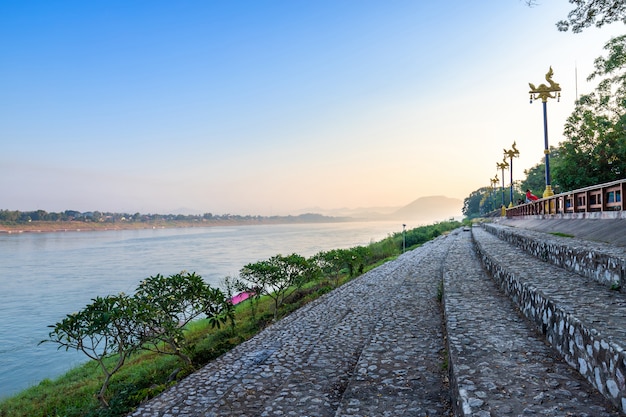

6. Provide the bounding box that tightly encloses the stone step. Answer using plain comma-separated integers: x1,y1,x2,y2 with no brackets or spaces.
472,225,626,413
444,228,620,416
482,222,626,289
494,217,626,248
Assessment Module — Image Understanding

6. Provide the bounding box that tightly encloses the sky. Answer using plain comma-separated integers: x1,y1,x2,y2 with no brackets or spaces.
0,1,624,216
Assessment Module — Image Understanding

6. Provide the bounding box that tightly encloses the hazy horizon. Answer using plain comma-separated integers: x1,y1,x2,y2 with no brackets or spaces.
1,2,622,216
0,194,463,219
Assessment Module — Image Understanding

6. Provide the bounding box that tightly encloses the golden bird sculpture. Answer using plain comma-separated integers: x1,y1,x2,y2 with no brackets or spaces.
529,67,561,102
504,141,520,159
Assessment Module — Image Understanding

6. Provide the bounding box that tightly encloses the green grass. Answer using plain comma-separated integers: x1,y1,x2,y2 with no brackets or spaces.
0,220,461,417
549,232,575,238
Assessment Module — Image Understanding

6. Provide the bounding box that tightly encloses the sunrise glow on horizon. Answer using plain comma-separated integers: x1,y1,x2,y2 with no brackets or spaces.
1,1,623,216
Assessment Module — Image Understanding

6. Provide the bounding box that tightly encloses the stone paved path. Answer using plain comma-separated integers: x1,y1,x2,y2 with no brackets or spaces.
445,227,620,416
129,228,623,416
472,226,626,350
130,235,454,417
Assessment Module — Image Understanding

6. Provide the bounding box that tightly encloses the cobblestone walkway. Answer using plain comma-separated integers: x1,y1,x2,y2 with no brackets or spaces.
472,226,626,350
130,234,455,417
444,228,620,416
129,227,624,416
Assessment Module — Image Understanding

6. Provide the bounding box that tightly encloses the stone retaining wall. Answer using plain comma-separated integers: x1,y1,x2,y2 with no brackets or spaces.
482,223,626,289
513,211,626,220
473,235,626,414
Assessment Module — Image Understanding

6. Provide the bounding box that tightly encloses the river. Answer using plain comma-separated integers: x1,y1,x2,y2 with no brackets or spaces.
0,220,404,399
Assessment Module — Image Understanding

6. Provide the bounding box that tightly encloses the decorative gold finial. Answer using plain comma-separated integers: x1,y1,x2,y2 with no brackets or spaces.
529,66,561,103
504,141,520,159
490,176,499,191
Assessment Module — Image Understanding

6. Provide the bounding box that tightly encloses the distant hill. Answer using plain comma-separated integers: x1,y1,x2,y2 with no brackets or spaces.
298,196,463,223
296,205,399,218
388,195,463,221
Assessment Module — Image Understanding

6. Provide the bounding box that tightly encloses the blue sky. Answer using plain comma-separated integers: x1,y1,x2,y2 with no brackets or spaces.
0,1,623,215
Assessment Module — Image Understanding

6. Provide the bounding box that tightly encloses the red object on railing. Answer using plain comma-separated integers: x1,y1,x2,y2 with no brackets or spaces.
506,179,625,217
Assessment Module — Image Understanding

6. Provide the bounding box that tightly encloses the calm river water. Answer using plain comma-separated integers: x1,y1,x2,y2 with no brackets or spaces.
0,220,402,398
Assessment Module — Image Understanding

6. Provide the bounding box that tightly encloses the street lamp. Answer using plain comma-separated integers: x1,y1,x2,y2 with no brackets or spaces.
504,142,520,207
402,224,406,253
491,176,499,210
529,66,561,198
496,159,509,208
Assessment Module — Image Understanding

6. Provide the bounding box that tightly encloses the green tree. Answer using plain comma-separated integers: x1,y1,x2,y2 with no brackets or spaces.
0,209,20,222
30,210,48,221
313,249,345,288
133,272,231,368
520,147,562,196
555,35,626,190
239,254,317,319
41,294,141,408
462,187,493,218
551,0,626,32
347,246,370,276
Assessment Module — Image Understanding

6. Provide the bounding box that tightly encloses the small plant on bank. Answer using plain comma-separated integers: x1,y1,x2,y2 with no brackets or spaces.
437,280,444,302
549,232,575,238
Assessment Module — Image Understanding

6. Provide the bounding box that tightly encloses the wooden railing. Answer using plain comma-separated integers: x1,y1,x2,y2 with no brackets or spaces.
506,179,625,217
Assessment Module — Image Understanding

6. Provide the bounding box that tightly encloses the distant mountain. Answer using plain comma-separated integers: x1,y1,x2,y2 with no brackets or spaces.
388,195,463,221
296,205,399,218
167,207,205,215
298,196,463,223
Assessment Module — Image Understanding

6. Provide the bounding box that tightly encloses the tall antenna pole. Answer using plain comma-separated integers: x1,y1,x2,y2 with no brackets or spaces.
575,62,578,101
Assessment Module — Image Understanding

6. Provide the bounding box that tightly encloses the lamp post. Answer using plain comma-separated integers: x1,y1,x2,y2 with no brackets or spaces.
496,160,509,208
402,224,406,253
504,142,520,207
529,66,560,198
491,176,499,211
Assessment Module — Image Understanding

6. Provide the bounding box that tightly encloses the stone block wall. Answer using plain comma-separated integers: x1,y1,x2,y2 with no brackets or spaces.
482,223,626,289
474,236,626,413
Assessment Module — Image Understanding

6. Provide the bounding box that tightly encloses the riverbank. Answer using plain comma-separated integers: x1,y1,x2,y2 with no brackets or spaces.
0,221,462,416
0,217,351,234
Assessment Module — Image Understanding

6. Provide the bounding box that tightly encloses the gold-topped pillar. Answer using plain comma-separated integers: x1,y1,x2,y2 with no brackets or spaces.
504,142,520,207
529,67,560,199
491,176,499,211
496,159,509,215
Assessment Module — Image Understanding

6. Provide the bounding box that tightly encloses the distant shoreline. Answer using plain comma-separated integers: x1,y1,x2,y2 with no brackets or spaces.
0,218,356,235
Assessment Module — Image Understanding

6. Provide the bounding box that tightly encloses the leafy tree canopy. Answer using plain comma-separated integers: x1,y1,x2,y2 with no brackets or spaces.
463,187,491,218
519,147,562,196
555,34,626,190
539,0,626,33
239,253,318,319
